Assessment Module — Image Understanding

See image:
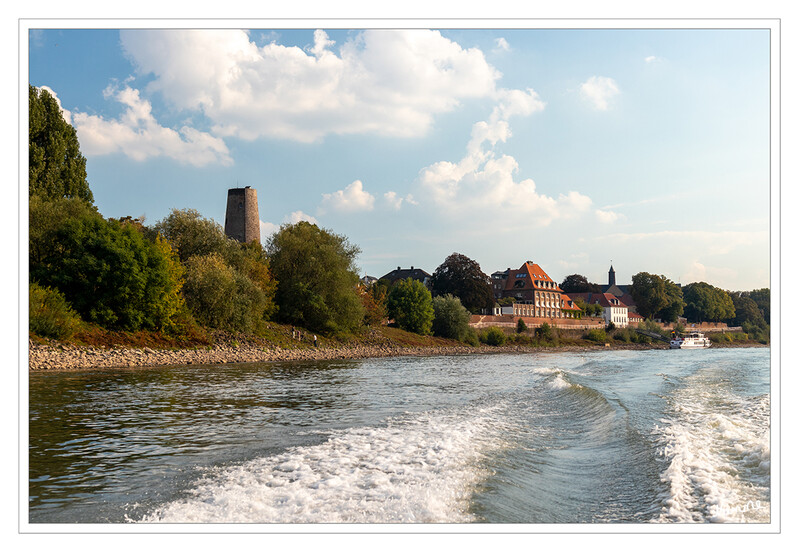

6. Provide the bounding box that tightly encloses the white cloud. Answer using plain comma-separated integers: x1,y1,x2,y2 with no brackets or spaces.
260,211,320,243
419,92,592,226
384,191,418,210
579,76,620,111
595,209,622,223
493,37,511,53
284,210,319,225
120,29,502,143
260,219,280,238
67,84,232,166
319,180,376,214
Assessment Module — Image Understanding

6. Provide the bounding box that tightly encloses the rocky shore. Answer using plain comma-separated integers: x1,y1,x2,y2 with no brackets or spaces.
28,339,673,372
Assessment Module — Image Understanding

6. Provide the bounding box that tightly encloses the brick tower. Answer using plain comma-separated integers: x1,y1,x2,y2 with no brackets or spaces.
224,186,260,243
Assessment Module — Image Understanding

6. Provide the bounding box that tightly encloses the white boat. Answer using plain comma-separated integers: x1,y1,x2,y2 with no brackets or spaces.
669,331,711,349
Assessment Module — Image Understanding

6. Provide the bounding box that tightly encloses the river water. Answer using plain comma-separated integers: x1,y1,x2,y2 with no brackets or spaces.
28,348,771,525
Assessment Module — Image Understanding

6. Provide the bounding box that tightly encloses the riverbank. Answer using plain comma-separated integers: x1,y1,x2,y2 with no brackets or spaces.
28,339,765,372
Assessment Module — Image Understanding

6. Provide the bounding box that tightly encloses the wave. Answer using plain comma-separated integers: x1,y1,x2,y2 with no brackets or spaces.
137,407,508,524
652,368,770,523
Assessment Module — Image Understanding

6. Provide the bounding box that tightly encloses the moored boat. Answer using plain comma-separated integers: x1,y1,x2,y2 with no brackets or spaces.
669,331,711,349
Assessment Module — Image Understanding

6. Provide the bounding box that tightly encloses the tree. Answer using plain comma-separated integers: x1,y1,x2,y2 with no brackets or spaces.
29,198,185,331
154,208,236,264
630,272,685,321
360,282,388,326
560,274,601,294
658,277,685,323
727,293,766,328
387,278,434,335
267,221,364,334
429,253,494,314
682,282,735,322
431,294,472,341
29,85,93,203
748,288,770,324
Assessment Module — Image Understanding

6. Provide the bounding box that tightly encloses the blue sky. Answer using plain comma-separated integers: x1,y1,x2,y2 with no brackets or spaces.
27,26,771,291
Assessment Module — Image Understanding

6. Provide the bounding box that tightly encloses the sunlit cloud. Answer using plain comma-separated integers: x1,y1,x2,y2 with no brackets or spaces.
120,29,502,143
63,84,232,166
319,180,376,214
579,75,620,110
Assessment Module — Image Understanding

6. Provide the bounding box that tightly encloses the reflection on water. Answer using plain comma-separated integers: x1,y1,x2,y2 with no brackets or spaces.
29,349,770,524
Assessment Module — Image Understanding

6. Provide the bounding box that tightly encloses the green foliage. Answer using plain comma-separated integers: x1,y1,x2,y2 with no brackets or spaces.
747,288,770,324
429,252,494,314
682,282,735,322
585,328,608,342
727,293,766,328
480,326,507,346
360,282,388,326
267,221,364,334
638,318,670,338
516,317,528,333
30,197,185,331
560,274,601,294
575,298,603,317
29,282,81,339
463,327,480,347
29,85,93,203
630,272,685,322
154,209,237,264
431,294,472,341
535,322,554,341
387,278,434,335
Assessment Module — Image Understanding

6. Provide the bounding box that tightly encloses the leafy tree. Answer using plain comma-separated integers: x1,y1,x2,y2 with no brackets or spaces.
747,288,770,324
682,282,735,322
267,221,364,334
182,252,270,333
658,276,685,323
387,278,434,335
516,318,528,333
727,293,767,328
154,208,236,264
360,282,388,326
630,272,685,321
30,199,184,331
560,274,601,294
429,253,494,314
431,294,472,340
574,298,602,317
29,85,93,203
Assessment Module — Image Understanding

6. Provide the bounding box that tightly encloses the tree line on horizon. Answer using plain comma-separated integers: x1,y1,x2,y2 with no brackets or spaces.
27,84,770,346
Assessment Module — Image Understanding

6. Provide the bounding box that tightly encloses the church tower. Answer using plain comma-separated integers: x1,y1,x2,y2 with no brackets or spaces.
224,186,260,244
608,264,616,287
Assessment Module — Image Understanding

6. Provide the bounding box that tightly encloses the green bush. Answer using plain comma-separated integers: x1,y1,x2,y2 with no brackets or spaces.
387,278,434,335
29,283,81,339
516,318,528,333
535,322,554,341
463,327,480,347
585,328,607,343
432,294,472,341
480,326,507,346
30,197,186,331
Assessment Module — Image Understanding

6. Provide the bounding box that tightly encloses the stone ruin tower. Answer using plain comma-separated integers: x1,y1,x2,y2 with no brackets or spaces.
224,186,260,244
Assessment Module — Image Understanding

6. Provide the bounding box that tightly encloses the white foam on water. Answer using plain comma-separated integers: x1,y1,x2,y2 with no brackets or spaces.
652,374,770,523
547,373,573,390
139,407,506,523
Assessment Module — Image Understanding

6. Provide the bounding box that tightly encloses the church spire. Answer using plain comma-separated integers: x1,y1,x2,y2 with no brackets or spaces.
608,263,616,286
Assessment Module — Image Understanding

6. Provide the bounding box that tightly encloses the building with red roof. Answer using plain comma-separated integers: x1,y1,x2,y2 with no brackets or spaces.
499,261,581,319
568,292,630,327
